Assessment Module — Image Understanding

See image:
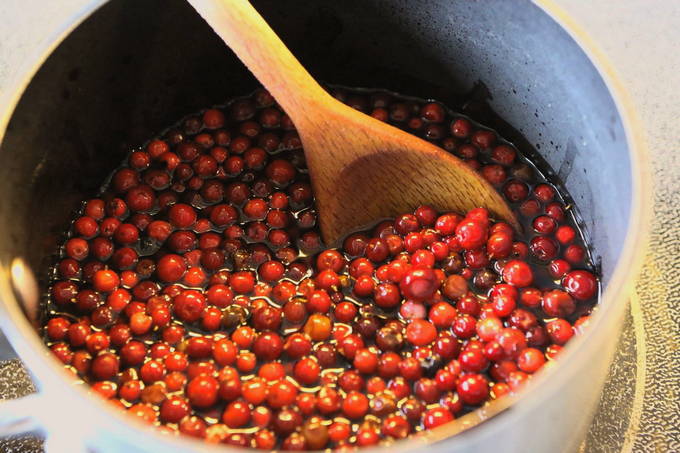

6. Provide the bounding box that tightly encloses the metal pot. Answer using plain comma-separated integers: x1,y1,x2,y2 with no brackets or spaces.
0,0,650,452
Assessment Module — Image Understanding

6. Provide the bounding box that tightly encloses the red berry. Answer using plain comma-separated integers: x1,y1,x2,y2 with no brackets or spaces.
168,203,197,228
542,289,575,317
563,270,598,301
502,260,534,287
546,319,574,345
222,400,251,428
456,373,489,405
517,348,546,373
455,219,487,250
293,357,321,385
405,319,437,346
400,267,438,301
428,302,456,328
353,348,379,374
267,380,298,409
156,254,186,282
555,225,576,244
91,353,119,380
422,406,454,429
173,290,206,323
342,391,369,418
187,375,219,408
265,159,296,186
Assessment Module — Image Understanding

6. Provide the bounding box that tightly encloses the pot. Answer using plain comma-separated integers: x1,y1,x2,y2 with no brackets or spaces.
0,0,650,452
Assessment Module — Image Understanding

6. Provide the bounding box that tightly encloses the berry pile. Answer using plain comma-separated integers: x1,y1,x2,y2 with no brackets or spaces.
43,87,598,449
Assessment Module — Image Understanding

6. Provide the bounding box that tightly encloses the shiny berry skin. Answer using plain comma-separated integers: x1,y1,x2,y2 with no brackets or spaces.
455,220,487,250
230,271,255,294
89,357,118,386
414,378,440,403
428,302,456,328
555,225,576,244
160,396,190,423
307,290,332,313
342,391,369,418
222,400,251,428
156,254,186,283
284,333,312,359
459,349,488,372
187,375,219,408
334,301,358,322
502,260,534,287
503,180,529,202
294,357,321,385
452,314,477,339
371,283,398,308
533,215,557,234
43,93,602,447
542,289,575,317
253,332,284,360
173,290,206,323
530,236,559,261
400,267,438,301
497,327,528,359
266,159,296,185
267,380,298,409
456,373,489,405
168,204,197,229
546,319,574,345
422,406,454,429
517,347,546,373
353,348,379,374
563,270,598,300
564,244,586,264
405,319,437,346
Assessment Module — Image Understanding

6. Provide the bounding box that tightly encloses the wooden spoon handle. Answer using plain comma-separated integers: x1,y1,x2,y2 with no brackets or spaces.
188,0,330,124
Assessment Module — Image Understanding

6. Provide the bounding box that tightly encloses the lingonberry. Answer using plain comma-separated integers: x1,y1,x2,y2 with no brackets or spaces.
173,290,206,323
542,289,576,317
517,347,546,373
292,356,319,385
186,375,219,408
545,202,566,222
267,379,298,409
452,314,477,339
502,260,534,287
455,219,487,250
456,373,489,405
496,327,528,359
422,406,454,429
482,164,508,186
400,267,438,301
252,332,284,360
533,215,558,235
563,270,598,300
428,302,456,328
564,244,586,264
546,319,574,345
43,90,600,447
555,225,576,244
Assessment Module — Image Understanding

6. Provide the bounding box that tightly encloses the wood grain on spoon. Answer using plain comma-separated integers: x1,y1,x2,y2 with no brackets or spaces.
188,0,519,244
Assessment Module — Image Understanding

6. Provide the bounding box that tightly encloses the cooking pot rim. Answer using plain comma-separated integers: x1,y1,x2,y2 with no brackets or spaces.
0,0,652,451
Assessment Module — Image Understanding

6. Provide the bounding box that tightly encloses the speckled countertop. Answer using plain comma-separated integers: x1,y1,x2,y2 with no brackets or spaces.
554,1,680,451
0,1,678,452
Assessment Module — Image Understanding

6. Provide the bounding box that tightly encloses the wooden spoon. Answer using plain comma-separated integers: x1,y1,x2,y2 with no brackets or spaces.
188,0,518,244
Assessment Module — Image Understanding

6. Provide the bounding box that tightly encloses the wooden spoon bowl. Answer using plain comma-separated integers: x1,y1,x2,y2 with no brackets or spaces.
188,0,518,244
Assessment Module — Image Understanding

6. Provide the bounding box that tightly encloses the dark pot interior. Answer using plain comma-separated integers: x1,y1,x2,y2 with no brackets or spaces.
0,0,630,295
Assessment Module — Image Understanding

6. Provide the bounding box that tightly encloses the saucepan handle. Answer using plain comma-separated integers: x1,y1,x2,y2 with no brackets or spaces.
0,386,90,452
0,391,42,436
0,259,90,452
